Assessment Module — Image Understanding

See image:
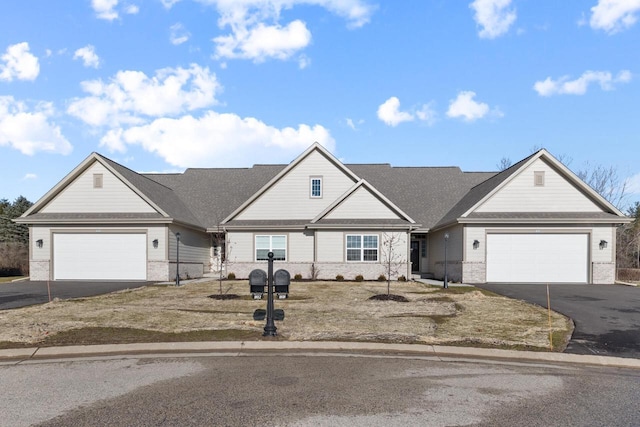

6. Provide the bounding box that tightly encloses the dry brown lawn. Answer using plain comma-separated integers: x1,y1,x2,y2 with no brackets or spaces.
0,280,572,351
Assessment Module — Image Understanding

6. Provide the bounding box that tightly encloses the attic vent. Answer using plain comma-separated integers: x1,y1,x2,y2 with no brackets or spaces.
534,171,545,187
93,173,103,189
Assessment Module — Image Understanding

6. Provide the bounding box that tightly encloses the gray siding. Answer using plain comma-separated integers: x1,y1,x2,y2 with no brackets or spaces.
325,186,400,219
41,163,156,213
476,158,602,213
236,150,356,220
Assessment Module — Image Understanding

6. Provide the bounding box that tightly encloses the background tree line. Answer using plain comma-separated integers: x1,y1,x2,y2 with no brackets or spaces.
0,196,33,276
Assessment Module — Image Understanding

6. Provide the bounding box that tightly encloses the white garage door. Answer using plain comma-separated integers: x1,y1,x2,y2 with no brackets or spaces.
486,233,588,283
53,233,147,280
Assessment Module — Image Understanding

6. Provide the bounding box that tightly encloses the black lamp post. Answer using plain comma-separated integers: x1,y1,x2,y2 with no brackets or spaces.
443,232,449,289
263,251,277,336
175,232,181,286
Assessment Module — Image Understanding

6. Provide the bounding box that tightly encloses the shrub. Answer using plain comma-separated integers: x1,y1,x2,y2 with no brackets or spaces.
398,275,407,282
294,273,303,280
377,274,386,282
335,274,344,281
227,272,236,280
355,274,364,282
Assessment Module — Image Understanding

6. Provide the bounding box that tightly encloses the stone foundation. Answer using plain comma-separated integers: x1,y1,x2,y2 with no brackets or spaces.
226,262,410,281
171,262,205,281
592,262,615,284
462,261,486,284
29,260,50,281
433,261,462,283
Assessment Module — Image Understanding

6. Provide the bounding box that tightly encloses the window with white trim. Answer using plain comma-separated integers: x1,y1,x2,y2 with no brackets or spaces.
255,235,286,261
346,234,378,262
310,177,322,198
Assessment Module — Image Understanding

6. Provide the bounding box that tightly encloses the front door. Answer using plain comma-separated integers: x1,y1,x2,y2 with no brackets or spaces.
410,241,420,272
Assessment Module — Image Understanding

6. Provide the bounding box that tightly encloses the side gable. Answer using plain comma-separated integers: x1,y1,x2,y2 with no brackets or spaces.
39,161,157,214
225,143,360,222
475,156,602,213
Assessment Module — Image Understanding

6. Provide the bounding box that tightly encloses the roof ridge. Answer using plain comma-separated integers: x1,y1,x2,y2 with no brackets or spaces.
95,153,176,192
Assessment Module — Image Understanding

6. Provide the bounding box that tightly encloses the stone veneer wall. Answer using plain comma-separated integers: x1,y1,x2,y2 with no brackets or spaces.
592,262,615,284
29,260,50,281
432,261,462,283
226,262,409,281
148,261,169,281
170,262,205,281
462,261,486,284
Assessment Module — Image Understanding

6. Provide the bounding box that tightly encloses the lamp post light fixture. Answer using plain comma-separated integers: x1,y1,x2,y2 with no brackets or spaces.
175,232,181,286
443,232,449,289
263,251,277,337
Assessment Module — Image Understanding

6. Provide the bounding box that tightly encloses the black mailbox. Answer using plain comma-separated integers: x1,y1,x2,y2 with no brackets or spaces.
249,269,267,299
274,269,290,299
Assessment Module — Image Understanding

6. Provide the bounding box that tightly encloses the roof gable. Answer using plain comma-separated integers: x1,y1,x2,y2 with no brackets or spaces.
312,179,416,224
224,143,360,222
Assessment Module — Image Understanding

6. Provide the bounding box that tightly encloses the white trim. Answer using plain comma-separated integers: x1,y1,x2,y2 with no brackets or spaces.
310,176,323,198
345,233,379,262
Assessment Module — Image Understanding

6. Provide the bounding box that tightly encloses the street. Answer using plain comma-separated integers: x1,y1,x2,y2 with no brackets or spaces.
1,352,638,426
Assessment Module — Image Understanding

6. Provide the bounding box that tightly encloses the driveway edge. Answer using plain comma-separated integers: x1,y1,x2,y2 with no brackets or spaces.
1,341,638,369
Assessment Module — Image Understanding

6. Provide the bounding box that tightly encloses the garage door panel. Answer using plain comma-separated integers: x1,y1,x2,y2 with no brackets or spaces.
54,233,146,280
487,233,588,283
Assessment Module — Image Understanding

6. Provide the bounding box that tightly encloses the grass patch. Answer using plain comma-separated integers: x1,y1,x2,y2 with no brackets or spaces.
0,276,25,284
431,287,498,296
37,327,261,347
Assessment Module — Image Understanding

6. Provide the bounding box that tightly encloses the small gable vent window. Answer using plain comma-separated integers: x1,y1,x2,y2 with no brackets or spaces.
534,171,545,187
93,173,103,189
310,177,322,198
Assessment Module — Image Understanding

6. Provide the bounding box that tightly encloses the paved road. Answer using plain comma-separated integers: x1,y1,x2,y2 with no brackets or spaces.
0,280,153,310
1,352,638,427
476,283,640,359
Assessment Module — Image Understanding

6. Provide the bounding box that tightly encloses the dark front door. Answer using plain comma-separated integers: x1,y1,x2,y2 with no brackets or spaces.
410,241,420,272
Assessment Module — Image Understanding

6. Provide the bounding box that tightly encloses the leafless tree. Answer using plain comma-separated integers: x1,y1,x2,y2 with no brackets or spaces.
576,162,628,209
380,232,406,295
496,157,512,171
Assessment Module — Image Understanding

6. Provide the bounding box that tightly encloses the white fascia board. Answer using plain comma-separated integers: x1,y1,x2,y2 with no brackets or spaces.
221,142,360,224
308,223,419,230
458,217,633,225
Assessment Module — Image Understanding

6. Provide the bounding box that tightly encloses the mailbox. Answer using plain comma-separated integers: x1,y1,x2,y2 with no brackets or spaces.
249,269,267,299
274,269,290,299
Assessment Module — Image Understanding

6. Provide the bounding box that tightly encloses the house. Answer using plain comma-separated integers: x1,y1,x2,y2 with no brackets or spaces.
17,143,631,284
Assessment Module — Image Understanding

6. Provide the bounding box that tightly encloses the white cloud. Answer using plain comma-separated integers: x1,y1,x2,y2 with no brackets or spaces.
92,0,119,20
205,0,374,62
590,0,640,34
470,0,516,39
446,91,492,122
67,64,221,127
124,4,139,14
0,96,72,155
23,173,37,180
377,97,414,127
416,103,437,126
161,0,181,8
73,45,101,68
298,54,311,69
170,23,191,45
533,70,632,96
214,20,312,62
0,42,40,82
345,117,364,130
99,111,335,168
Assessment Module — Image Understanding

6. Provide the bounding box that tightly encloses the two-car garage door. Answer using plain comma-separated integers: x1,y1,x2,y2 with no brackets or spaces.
53,233,147,280
486,233,589,283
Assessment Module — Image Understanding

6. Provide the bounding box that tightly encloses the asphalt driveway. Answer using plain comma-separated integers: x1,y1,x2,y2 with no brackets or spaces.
476,283,640,359
0,280,153,310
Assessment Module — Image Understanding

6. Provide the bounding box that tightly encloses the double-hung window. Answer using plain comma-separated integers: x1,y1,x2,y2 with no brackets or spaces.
255,235,286,261
346,234,378,262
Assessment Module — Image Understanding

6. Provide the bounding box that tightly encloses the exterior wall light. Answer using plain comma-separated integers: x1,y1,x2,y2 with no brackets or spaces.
36,239,43,248
599,240,608,249
152,239,159,249
473,239,480,250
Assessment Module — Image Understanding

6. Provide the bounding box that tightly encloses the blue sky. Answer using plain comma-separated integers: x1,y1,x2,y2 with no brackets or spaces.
1,0,639,209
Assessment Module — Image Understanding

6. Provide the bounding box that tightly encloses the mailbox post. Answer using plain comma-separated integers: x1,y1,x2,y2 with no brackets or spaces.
263,252,277,336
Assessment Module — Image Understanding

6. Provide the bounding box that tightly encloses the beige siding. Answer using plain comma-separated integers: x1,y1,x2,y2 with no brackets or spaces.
316,231,344,262
325,187,400,219
41,163,156,213
380,231,409,263
476,158,602,213
147,226,167,261
591,226,615,263
465,226,486,262
236,150,357,220
31,226,50,261
227,231,254,262
288,231,314,262
428,226,463,279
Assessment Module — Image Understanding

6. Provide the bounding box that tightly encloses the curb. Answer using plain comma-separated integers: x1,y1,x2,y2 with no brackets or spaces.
1,341,639,369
